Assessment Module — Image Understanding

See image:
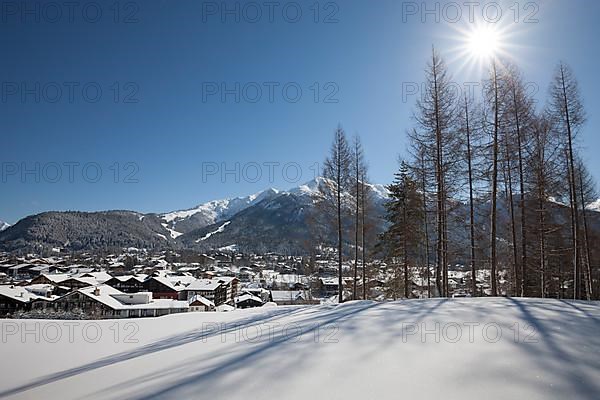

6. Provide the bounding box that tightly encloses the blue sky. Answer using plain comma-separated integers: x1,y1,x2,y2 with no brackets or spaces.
1,0,599,223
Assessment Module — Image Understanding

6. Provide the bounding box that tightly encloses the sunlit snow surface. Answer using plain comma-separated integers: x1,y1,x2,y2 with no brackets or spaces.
1,298,599,400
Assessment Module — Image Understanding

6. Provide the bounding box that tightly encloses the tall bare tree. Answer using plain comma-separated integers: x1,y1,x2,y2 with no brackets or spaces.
411,48,458,297
549,63,586,299
484,59,505,296
460,95,480,296
576,160,597,300
321,126,352,303
505,65,535,297
351,135,367,300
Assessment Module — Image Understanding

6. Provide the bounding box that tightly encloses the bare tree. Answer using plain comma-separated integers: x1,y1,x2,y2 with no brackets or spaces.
351,135,366,300
321,126,352,303
411,48,458,297
576,160,597,300
484,59,505,296
459,95,480,296
549,63,586,299
505,65,536,297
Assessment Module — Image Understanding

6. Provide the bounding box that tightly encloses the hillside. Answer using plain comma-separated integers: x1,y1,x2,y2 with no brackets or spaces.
0,211,174,252
0,298,598,399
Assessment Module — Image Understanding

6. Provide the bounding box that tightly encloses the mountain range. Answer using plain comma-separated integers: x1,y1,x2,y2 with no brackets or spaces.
2,179,599,255
0,179,389,254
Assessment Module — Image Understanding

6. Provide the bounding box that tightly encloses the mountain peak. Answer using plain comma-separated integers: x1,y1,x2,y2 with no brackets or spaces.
0,221,10,232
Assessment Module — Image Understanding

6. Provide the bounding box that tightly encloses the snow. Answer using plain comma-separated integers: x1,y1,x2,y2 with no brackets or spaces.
161,189,279,225
1,298,599,400
0,285,46,303
0,221,10,231
289,178,389,201
161,223,183,239
587,199,600,212
218,244,238,252
155,233,168,241
197,221,231,242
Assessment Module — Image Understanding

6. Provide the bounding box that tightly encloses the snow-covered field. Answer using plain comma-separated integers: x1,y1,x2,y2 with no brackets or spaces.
1,298,599,400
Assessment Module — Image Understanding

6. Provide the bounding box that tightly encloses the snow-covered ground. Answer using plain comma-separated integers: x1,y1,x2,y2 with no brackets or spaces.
1,298,599,400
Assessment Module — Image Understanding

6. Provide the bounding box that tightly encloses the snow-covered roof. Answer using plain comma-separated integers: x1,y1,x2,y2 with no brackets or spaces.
189,295,215,308
186,279,223,291
0,285,45,303
39,273,72,283
235,293,263,304
320,278,339,285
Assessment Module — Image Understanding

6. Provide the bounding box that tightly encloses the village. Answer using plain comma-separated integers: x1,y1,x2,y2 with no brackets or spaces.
0,249,498,319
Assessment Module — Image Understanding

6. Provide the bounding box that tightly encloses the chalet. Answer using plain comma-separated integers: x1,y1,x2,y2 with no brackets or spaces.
104,275,147,293
0,285,51,316
188,295,215,312
30,273,71,286
59,277,100,290
235,293,263,309
142,276,181,300
7,264,38,279
183,279,227,305
241,287,271,303
53,285,189,318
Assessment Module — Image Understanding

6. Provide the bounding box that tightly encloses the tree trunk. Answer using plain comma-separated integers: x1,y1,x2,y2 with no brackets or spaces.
490,61,500,297
432,54,444,297
361,174,367,300
465,98,477,297
337,153,343,303
504,135,519,296
578,168,593,300
513,87,528,297
560,66,581,300
421,153,431,298
354,151,359,300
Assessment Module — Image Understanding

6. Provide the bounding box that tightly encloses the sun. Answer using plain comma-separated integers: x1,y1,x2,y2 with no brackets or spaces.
467,25,500,60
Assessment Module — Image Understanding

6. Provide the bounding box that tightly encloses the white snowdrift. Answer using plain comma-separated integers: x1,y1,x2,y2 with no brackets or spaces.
0,298,599,400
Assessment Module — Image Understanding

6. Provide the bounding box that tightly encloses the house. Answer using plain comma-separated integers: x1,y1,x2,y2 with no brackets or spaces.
30,273,101,290
270,290,318,306
53,285,189,318
142,276,181,300
30,273,71,286
0,285,52,316
319,278,339,297
235,293,263,309
104,275,147,293
183,279,227,305
214,276,239,304
188,295,215,312
241,287,271,303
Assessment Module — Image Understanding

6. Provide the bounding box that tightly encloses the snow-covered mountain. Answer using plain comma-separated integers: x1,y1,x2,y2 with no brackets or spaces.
178,178,390,253
0,178,390,253
159,188,281,238
160,179,389,240
0,221,10,232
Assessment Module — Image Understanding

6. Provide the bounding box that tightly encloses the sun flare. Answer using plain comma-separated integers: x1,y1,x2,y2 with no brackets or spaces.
467,25,500,60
